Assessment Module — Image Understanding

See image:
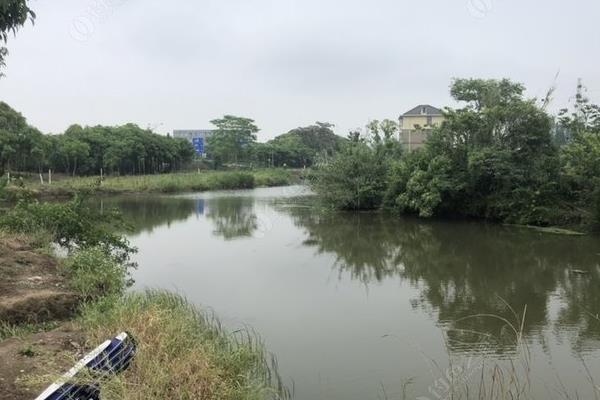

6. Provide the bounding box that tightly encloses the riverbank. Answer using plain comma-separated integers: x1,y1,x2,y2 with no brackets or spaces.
0,228,288,399
6,169,299,198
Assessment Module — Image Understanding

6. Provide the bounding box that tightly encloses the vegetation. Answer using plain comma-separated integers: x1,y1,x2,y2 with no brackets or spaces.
207,117,346,169
17,169,294,196
0,0,34,75
253,122,345,168
79,291,289,400
311,78,600,230
0,193,289,399
1,102,345,176
0,196,135,263
0,103,195,176
64,246,129,301
207,115,259,167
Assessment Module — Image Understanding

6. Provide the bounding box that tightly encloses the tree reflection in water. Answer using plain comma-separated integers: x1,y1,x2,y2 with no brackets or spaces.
97,194,600,356
287,207,600,355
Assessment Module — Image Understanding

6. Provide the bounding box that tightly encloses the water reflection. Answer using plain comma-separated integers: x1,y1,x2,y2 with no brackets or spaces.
206,197,258,240
287,208,600,355
98,191,600,357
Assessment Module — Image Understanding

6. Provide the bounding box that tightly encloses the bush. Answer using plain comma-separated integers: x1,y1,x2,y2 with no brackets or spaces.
0,196,136,264
65,247,128,300
310,144,388,210
207,171,255,190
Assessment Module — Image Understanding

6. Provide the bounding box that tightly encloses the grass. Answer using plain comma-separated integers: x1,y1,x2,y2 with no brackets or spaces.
77,291,290,400
19,169,296,196
0,321,61,341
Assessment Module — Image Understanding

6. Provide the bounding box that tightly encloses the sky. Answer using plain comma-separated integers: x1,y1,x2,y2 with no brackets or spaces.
0,0,598,141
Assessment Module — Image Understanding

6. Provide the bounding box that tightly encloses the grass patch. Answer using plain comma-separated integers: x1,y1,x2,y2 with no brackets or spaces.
0,321,61,341
78,291,290,400
26,169,296,196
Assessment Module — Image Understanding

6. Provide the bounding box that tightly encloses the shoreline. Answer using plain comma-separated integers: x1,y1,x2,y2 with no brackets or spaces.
0,230,289,400
5,169,302,199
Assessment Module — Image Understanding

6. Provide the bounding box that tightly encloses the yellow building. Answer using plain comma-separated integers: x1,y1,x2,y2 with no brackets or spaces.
399,105,444,151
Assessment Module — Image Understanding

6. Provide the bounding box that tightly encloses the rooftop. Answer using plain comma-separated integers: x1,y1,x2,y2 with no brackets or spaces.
401,104,443,117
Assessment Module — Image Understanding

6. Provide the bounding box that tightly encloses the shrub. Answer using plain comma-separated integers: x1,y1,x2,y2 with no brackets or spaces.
310,143,388,210
65,246,128,300
0,196,136,264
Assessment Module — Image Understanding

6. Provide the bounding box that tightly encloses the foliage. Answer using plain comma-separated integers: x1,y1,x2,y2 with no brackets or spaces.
253,122,345,168
29,169,292,195
207,115,259,166
0,102,195,175
310,142,389,210
0,196,136,263
558,79,600,137
79,290,290,400
313,77,600,228
0,0,35,75
65,246,129,300
385,78,563,224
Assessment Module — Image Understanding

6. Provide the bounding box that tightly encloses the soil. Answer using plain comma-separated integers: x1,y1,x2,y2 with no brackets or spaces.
0,326,85,400
0,236,80,324
0,235,84,399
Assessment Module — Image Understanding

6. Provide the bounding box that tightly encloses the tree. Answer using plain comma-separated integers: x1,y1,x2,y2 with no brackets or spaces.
262,122,345,168
207,115,259,166
558,79,600,138
386,78,561,224
0,0,35,75
311,142,388,210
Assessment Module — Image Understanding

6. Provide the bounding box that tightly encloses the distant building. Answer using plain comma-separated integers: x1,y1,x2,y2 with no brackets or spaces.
173,129,214,156
399,105,444,151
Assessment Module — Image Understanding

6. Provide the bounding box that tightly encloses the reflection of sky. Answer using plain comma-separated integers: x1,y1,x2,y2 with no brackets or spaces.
110,186,600,400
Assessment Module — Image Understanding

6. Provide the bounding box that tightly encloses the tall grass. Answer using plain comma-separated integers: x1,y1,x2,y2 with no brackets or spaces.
78,291,290,400
29,169,295,196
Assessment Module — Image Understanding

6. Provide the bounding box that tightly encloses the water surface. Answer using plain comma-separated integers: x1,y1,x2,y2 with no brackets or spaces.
98,186,600,399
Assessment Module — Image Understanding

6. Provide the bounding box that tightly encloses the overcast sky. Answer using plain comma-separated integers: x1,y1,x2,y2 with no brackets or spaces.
0,0,598,140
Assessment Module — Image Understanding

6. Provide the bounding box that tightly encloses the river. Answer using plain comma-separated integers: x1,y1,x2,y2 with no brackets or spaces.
97,185,600,400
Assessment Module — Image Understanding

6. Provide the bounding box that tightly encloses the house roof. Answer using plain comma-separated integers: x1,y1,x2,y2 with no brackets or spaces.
401,104,443,117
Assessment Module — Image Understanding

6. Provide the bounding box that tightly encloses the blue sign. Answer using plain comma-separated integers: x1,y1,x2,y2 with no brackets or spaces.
192,137,204,155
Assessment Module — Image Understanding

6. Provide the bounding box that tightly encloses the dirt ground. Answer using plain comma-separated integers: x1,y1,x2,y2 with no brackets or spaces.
0,326,85,400
0,235,79,324
0,234,84,399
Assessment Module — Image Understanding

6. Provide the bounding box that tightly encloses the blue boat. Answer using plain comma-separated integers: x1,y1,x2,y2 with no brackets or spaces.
35,332,136,400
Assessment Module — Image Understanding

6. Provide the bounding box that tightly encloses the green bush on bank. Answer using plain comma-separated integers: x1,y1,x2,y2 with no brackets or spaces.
311,78,600,229
0,196,135,258
64,247,129,300
311,143,388,210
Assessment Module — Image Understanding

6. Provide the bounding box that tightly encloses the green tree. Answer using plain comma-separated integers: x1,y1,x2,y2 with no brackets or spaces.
387,78,560,224
311,142,388,210
207,115,259,166
0,0,35,75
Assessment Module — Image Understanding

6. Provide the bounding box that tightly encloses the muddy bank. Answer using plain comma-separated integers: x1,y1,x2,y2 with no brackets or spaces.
0,235,79,324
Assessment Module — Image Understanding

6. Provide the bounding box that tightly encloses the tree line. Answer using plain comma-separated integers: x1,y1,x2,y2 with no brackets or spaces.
0,102,347,177
206,116,345,168
0,102,195,176
311,78,600,229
